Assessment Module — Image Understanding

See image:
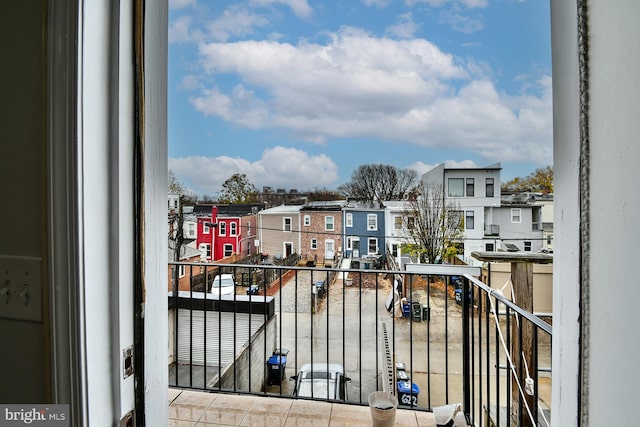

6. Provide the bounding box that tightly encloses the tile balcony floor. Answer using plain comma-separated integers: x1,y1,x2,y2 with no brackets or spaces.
168,388,443,426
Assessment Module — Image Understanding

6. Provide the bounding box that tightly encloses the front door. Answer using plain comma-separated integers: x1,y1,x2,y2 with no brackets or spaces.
325,240,335,260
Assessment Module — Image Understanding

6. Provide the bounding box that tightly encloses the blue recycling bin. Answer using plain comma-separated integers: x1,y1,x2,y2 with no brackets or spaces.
397,380,420,407
266,348,289,385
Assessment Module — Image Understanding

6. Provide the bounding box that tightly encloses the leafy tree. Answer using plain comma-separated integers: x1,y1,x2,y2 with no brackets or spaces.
168,169,186,194
401,183,464,264
338,164,418,201
218,173,258,204
502,166,553,194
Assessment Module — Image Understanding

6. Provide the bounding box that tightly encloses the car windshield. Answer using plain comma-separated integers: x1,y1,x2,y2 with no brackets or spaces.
212,276,234,288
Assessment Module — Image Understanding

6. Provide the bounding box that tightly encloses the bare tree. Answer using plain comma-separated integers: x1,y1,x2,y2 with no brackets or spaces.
402,183,463,264
168,169,185,194
338,164,418,201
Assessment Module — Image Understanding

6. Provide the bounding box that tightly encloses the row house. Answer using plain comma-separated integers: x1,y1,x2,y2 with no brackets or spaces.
257,204,303,259
194,204,262,261
343,201,386,268
422,163,546,264
299,202,344,264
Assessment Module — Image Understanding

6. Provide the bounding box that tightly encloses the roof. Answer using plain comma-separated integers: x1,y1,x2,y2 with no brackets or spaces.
168,241,202,262
258,204,303,214
192,203,264,217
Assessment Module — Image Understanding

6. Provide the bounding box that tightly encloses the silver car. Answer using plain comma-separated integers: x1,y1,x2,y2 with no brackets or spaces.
290,363,350,401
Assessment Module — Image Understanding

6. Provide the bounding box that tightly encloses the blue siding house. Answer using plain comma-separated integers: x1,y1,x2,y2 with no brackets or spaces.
342,201,386,268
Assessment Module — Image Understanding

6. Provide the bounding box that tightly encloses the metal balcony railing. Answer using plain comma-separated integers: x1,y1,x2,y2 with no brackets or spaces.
168,260,552,427
484,224,500,236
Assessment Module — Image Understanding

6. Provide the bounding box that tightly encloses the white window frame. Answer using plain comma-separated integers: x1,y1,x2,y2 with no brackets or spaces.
394,216,402,230
465,210,475,230
511,208,522,223
367,237,378,255
345,212,353,227
203,223,210,234
485,177,494,198
311,238,317,250
187,223,195,237
283,217,292,232
230,222,237,236
367,214,377,231
466,178,475,197
448,178,464,197
219,222,226,236
304,214,311,226
178,264,185,278
325,215,334,231
223,244,233,257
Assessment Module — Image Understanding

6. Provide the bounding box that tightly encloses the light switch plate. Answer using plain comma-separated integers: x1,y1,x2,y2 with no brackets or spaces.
0,255,42,322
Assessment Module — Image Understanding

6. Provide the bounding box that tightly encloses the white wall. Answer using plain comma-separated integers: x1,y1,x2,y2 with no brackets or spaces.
552,0,640,425
584,1,640,425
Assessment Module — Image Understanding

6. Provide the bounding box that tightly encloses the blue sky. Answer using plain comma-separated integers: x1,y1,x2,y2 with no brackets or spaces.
168,0,552,197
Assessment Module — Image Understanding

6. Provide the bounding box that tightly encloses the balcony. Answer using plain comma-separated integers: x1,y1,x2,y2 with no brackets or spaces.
168,261,552,426
484,224,500,237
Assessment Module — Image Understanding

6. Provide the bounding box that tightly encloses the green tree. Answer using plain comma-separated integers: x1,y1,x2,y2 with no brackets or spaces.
218,173,258,204
401,183,463,264
502,166,553,194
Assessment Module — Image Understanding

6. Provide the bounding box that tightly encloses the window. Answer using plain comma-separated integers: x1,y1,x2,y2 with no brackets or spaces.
448,178,464,197
304,215,310,226
283,217,292,231
466,178,475,197
392,244,399,257
465,211,475,229
230,222,237,236
449,210,464,229
325,216,334,231
524,241,532,252
368,238,378,254
485,243,495,251
178,264,185,278
223,244,233,257
485,178,494,197
407,216,415,230
203,223,210,234
188,223,195,237
246,221,251,236
511,208,522,223
345,213,353,227
394,216,402,230
311,239,317,250
367,214,377,231
219,222,226,236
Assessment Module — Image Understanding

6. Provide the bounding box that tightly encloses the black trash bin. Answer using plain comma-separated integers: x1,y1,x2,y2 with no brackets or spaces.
266,348,289,385
422,305,430,321
411,302,422,322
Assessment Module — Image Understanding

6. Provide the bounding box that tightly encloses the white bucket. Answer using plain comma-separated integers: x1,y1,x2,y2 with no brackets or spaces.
368,391,398,427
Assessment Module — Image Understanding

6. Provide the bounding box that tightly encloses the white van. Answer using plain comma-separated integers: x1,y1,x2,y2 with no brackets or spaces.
209,273,236,296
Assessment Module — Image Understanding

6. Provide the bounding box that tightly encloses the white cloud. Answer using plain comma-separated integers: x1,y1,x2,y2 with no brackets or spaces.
169,147,338,196
386,13,419,39
362,0,392,7
249,0,313,18
169,0,197,9
187,28,552,167
406,0,488,9
169,15,194,43
206,5,270,42
438,8,485,34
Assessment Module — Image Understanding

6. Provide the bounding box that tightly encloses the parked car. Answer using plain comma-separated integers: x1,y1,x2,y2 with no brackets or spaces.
290,363,350,400
209,273,236,296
